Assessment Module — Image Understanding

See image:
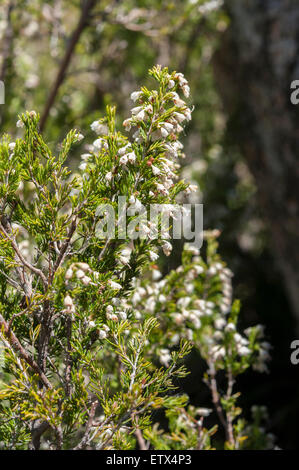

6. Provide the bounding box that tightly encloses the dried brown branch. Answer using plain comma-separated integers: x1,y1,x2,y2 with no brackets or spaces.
39,0,97,131
0,0,14,82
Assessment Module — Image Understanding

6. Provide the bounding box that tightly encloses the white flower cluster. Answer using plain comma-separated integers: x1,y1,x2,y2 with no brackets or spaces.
76,69,197,264
63,294,75,315
127,245,271,372
130,275,196,351
244,325,271,373
123,72,197,256
79,135,108,167
171,295,215,331
159,348,172,367
78,153,92,171
105,301,129,324
65,262,98,286
90,120,108,135
19,240,30,259
75,132,84,142
108,279,122,290
198,0,224,15
117,245,132,266
210,326,252,361
16,119,24,128
97,324,110,340
123,69,195,196
118,143,136,167
208,262,233,314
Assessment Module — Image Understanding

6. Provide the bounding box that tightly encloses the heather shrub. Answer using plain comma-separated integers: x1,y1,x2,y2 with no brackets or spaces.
0,67,272,450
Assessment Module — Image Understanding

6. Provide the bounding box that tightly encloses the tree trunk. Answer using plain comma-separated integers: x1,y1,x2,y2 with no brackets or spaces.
214,0,299,327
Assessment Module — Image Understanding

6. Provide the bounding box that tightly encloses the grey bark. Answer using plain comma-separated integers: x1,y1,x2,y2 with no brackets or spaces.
214,0,299,326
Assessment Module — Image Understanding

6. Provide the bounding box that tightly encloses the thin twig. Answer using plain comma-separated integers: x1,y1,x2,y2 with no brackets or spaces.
207,361,229,442
225,366,235,447
74,400,98,450
0,312,52,389
0,222,47,288
132,414,147,450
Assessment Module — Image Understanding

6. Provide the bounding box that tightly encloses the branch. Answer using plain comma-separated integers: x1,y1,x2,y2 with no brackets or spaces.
206,361,229,442
52,217,77,275
132,414,147,450
179,17,206,73
74,400,98,450
0,268,22,292
0,0,14,82
0,221,47,288
29,421,50,450
39,0,97,131
129,341,142,392
225,366,236,447
0,312,52,389
65,316,72,397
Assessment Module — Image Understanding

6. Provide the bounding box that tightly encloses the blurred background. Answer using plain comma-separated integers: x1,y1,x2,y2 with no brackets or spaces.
0,0,298,449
